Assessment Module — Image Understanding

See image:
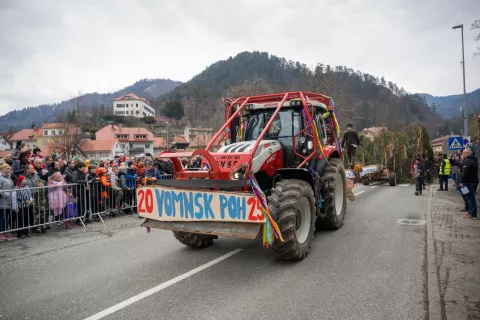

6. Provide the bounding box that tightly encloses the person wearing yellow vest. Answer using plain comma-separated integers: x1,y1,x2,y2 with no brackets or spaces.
438,153,451,191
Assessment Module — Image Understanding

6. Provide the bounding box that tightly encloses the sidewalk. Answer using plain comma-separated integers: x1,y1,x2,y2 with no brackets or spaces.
428,184,480,319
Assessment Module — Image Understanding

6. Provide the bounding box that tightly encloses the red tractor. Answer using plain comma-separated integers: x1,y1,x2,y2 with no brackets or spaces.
138,92,347,260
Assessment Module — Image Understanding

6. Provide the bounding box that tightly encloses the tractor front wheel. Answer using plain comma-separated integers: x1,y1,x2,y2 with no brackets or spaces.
317,158,347,230
172,231,217,249
268,179,316,261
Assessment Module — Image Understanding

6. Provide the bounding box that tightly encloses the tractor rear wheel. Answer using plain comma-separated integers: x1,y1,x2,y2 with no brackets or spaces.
268,179,316,261
172,231,217,249
317,158,347,230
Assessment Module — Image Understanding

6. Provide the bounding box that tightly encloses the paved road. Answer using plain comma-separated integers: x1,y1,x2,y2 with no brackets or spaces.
0,183,428,320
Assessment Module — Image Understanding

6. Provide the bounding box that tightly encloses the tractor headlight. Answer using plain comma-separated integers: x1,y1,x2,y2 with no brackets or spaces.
230,163,248,180
299,136,306,144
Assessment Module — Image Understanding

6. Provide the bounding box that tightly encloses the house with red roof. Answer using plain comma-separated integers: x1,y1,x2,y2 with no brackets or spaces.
113,93,155,118
81,139,125,161
9,128,41,150
95,125,154,156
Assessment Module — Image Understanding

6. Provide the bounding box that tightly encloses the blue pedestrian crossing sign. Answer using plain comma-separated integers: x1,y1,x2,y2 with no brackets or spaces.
448,137,464,150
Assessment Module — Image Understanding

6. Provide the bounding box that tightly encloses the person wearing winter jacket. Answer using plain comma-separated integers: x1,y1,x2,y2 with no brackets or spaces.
145,161,163,180
0,164,14,240
86,165,99,221
459,149,479,219
64,160,76,184
72,162,88,222
109,166,123,216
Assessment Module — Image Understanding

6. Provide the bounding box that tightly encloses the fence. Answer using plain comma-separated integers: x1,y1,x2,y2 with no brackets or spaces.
0,183,87,235
0,174,176,236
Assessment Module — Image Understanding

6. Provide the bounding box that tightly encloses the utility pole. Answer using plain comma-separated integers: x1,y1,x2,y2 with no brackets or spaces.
453,24,468,136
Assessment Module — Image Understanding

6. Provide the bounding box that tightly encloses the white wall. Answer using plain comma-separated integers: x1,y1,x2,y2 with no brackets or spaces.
114,100,155,118
130,141,154,155
84,151,114,161
0,137,11,151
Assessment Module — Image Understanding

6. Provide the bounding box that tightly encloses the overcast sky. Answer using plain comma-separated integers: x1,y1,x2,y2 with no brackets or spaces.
0,0,479,116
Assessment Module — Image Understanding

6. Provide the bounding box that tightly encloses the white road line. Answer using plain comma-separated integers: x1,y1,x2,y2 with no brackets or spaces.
399,184,411,187
354,191,365,196
83,249,243,320
370,186,377,189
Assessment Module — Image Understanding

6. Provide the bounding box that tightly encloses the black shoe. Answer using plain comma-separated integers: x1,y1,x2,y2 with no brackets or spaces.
437,189,444,192
415,192,419,196
19,235,26,239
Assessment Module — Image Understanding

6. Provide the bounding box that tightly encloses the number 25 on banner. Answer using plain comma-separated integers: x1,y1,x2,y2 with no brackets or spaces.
138,189,154,213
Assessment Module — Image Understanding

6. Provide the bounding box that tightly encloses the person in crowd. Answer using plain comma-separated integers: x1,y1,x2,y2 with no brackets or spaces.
48,172,67,222
413,157,424,196
119,166,135,214
33,158,48,183
32,148,44,159
450,151,469,212
72,161,88,223
33,179,48,234
0,164,14,241
15,175,34,239
64,160,76,184
133,158,146,177
11,141,25,161
438,154,450,191
459,148,479,219
145,161,163,179
5,155,13,167
109,165,123,217
24,164,40,188
12,149,31,183
423,157,433,187
192,156,202,169
86,165,100,222
48,161,61,176
341,123,361,169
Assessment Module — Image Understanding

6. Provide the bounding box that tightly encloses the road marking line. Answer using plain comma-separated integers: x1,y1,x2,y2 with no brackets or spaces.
354,191,365,196
83,249,243,320
399,184,410,187
370,186,377,189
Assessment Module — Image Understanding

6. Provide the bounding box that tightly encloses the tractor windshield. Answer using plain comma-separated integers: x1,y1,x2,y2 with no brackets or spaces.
243,109,301,142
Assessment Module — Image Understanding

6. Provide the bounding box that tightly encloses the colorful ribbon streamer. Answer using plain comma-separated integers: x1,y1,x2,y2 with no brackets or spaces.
248,174,284,247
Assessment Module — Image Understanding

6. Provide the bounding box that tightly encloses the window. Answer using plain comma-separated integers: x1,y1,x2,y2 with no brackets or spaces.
121,144,125,148
116,134,128,139
145,144,150,149
44,131,48,135
52,130,55,136
135,134,147,139
136,104,138,107
136,111,139,114
116,104,125,108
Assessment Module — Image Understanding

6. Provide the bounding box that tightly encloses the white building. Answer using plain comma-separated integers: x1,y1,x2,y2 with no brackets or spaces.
113,93,155,118
81,139,125,161
95,125,155,156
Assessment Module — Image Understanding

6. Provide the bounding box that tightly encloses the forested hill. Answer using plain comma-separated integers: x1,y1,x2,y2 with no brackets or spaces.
418,89,480,119
155,51,442,135
0,79,181,131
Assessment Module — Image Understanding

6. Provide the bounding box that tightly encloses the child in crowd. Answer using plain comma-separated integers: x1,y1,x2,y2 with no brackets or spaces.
48,172,67,222
144,161,163,180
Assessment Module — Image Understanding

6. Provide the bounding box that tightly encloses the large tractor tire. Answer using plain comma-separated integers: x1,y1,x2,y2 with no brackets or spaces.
389,172,397,186
268,179,316,261
317,158,347,230
172,231,217,249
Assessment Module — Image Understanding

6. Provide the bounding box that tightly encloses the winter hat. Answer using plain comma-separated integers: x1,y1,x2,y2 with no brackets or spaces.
17,175,25,187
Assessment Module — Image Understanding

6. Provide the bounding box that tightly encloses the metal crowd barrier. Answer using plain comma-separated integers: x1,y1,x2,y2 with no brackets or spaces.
85,175,175,222
0,183,87,235
0,174,176,235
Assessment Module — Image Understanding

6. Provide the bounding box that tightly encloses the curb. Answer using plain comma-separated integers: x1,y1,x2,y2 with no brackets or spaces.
426,185,443,320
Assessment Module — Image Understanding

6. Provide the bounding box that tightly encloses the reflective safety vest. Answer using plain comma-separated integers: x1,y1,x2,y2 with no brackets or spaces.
439,159,451,175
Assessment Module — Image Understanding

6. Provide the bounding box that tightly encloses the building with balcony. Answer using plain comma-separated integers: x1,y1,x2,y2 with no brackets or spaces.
95,125,154,156
113,93,155,118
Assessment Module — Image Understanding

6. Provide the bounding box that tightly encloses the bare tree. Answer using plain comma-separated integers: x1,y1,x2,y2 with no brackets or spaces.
51,123,87,160
71,90,84,122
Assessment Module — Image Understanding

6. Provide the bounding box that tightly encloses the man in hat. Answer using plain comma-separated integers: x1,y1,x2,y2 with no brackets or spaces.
341,123,360,169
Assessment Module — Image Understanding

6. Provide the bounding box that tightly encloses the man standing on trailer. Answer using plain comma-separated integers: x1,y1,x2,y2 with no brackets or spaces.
341,123,360,169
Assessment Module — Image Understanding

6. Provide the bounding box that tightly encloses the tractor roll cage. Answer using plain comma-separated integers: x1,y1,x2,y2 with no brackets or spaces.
211,91,333,175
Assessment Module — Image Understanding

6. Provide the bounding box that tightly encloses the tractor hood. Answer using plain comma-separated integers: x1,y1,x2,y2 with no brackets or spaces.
217,140,277,154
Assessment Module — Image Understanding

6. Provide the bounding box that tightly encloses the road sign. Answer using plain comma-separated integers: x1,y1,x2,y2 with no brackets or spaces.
448,137,464,150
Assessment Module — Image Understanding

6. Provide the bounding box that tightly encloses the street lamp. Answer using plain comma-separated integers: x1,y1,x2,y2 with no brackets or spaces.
452,24,468,137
